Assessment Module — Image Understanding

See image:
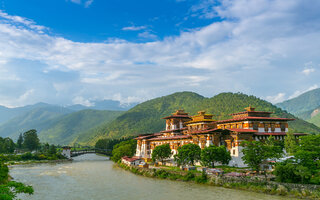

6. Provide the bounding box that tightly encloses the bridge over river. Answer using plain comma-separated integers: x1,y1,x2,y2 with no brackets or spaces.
62,147,111,159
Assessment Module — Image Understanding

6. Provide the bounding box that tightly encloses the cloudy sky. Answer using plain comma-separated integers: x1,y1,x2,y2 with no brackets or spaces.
0,0,319,107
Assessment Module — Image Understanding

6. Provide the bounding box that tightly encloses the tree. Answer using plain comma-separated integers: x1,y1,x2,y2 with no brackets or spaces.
294,134,320,172
241,139,283,173
151,144,172,164
17,133,23,149
201,145,231,168
23,129,40,151
49,145,57,155
174,143,201,166
111,140,137,162
284,131,297,155
0,160,34,199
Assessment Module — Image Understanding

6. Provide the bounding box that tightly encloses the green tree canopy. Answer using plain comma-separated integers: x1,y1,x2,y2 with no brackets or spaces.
241,138,283,173
0,137,15,154
151,144,172,163
16,133,23,149
294,134,320,172
174,143,201,166
111,139,137,162
200,145,231,168
23,129,40,151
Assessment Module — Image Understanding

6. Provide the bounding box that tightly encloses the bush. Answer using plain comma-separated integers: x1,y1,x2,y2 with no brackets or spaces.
182,172,195,181
195,171,208,183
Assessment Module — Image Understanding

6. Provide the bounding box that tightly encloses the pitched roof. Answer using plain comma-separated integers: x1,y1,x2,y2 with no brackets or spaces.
148,135,192,141
254,132,308,136
217,116,295,123
122,156,142,162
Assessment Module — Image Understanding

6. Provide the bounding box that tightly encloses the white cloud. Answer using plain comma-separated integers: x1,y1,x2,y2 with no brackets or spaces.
122,26,147,31
85,0,94,8
138,31,158,40
68,0,94,8
289,85,319,99
72,96,93,107
1,0,320,106
265,93,286,104
302,68,315,75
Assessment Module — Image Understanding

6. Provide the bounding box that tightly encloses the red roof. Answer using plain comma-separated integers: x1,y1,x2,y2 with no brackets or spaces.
217,116,295,123
254,132,308,136
122,156,142,162
135,133,161,140
160,127,187,133
148,135,192,141
228,128,258,133
162,115,191,119
230,111,273,116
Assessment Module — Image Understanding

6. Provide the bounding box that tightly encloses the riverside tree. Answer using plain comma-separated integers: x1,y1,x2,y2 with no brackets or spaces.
200,145,231,168
151,144,172,164
17,133,23,149
284,131,297,155
23,129,40,151
241,138,283,173
0,160,34,199
0,137,15,154
111,139,137,162
174,143,201,166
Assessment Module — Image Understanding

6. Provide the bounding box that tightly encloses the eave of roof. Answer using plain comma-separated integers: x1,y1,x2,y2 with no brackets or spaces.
162,115,191,119
230,111,273,116
148,135,192,141
254,132,308,136
217,117,295,123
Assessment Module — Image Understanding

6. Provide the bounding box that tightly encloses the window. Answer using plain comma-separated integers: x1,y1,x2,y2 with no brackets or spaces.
253,123,258,130
280,123,286,132
233,150,236,155
264,123,269,132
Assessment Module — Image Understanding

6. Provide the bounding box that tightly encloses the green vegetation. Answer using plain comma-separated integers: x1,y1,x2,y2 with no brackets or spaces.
111,139,137,162
309,112,320,127
0,137,15,154
22,129,40,151
241,137,283,173
151,144,172,163
0,108,123,145
174,143,201,166
0,161,33,199
284,131,297,155
95,137,134,150
200,145,231,168
39,109,123,145
273,134,320,184
80,92,320,145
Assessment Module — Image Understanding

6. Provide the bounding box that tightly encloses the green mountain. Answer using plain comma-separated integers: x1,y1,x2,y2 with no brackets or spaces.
309,112,320,128
0,105,72,139
0,105,123,145
276,88,320,118
38,109,123,145
75,92,320,146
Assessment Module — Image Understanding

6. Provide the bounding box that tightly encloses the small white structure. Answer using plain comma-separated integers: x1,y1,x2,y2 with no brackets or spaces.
62,146,71,159
121,156,142,166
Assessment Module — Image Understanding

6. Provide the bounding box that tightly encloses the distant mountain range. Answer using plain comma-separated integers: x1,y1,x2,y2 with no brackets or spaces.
276,88,320,128
74,92,320,146
1,92,319,146
0,100,135,144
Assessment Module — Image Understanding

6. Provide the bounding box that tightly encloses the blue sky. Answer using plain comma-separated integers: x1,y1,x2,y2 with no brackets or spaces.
0,0,319,107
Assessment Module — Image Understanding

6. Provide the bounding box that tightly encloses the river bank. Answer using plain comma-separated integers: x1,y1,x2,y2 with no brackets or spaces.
117,162,320,200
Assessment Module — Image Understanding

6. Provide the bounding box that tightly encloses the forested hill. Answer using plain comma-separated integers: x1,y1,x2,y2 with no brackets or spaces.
77,92,320,145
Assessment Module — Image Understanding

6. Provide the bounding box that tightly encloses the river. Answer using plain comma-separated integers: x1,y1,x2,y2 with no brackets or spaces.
10,154,295,200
